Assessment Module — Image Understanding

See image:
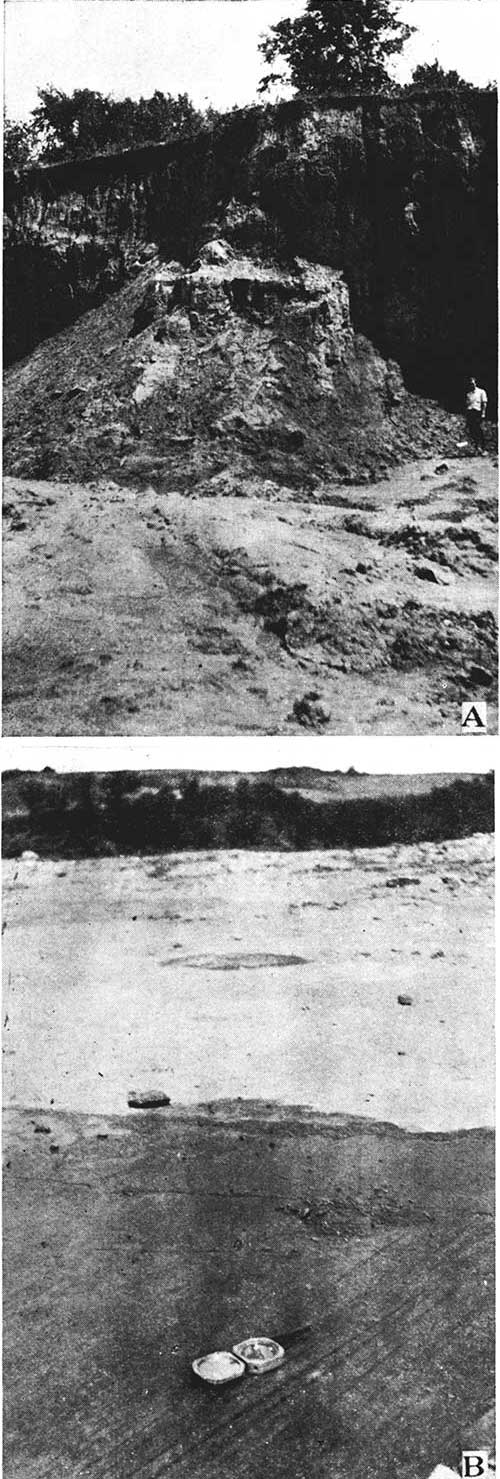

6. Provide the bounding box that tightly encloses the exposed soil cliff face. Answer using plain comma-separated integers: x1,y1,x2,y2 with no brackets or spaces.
4,93,497,408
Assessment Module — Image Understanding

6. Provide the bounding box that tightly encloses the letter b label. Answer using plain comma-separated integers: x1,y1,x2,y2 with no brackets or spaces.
462,1454,488,1477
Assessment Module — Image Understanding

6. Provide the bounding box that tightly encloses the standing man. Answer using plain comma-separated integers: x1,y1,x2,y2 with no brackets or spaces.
466,377,488,453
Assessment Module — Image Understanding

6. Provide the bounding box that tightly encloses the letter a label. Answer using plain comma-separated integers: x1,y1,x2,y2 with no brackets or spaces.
461,702,487,733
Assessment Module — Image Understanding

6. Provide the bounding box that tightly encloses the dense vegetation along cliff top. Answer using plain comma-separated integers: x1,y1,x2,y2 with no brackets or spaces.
3,769,494,856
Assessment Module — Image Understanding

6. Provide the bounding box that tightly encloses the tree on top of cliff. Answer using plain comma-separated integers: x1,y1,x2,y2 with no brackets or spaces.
15,86,204,164
408,60,476,93
4,117,41,170
259,0,415,96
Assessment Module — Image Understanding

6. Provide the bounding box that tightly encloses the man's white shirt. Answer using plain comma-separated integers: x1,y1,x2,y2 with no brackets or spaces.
466,385,487,413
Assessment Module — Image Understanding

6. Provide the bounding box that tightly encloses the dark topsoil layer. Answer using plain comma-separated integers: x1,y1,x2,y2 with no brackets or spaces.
2,768,494,857
4,1103,494,1479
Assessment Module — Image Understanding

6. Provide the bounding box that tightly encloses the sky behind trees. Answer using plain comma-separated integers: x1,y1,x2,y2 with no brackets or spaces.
4,0,498,119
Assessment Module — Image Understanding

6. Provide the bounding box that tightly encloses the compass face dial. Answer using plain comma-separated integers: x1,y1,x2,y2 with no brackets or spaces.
233,1338,285,1372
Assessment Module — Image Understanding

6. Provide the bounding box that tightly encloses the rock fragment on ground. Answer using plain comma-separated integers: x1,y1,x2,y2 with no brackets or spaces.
414,561,451,585
468,663,493,687
293,692,331,728
128,1090,171,1109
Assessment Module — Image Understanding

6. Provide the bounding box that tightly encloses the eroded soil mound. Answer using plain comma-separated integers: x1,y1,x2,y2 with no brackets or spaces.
3,232,497,735
3,242,465,487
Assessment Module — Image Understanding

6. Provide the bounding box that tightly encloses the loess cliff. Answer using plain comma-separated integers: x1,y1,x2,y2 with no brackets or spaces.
4,90,497,409
3,92,497,737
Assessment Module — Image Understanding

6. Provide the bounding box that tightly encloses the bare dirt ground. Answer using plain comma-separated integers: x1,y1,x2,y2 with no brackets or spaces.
3,839,494,1129
4,1105,494,1479
3,455,497,735
3,839,494,1478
